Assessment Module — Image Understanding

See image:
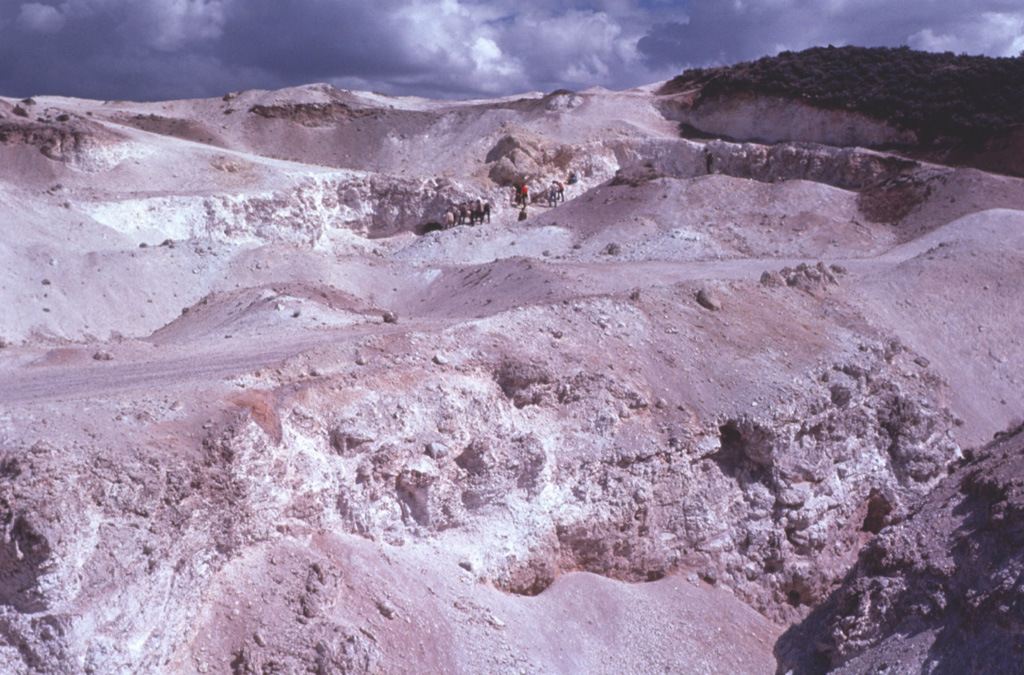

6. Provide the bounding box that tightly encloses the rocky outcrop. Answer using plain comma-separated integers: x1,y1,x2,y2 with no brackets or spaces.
657,92,919,148
78,174,494,243
247,102,384,127
207,332,962,624
761,262,843,295
0,116,133,171
855,168,952,224
775,421,1024,674
487,132,923,209
485,133,579,187
697,140,919,191
542,89,584,112
0,303,965,672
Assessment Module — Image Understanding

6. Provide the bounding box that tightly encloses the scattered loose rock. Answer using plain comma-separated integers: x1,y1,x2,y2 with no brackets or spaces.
425,442,449,459
696,287,722,311
375,599,397,619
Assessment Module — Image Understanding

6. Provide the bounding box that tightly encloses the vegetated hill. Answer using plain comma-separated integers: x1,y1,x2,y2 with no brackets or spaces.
662,46,1024,144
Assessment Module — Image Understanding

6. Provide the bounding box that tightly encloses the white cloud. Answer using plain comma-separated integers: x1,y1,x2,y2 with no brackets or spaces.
379,0,516,92
383,1,649,94
470,36,521,81
488,8,643,91
909,11,1024,56
17,3,65,34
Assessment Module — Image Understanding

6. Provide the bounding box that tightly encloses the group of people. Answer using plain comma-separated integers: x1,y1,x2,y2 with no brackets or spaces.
443,200,491,229
512,172,579,219
432,172,580,229
545,180,566,206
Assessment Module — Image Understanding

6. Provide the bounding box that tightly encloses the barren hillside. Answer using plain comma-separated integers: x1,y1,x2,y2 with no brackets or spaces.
0,53,1022,674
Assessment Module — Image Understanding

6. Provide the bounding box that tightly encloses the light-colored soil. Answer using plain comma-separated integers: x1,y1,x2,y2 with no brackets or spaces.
0,83,1021,674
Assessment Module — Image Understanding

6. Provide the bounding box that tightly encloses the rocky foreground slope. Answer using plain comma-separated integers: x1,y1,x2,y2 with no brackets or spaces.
776,422,1024,674
1,54,1023,674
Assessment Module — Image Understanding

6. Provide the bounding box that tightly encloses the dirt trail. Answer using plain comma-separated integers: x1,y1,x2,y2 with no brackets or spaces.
0,248,921,407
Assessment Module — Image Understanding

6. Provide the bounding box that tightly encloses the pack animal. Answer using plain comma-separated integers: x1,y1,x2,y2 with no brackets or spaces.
470,200,491,225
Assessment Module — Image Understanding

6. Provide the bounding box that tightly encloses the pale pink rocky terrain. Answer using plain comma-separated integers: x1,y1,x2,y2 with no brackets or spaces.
0,80,1022,674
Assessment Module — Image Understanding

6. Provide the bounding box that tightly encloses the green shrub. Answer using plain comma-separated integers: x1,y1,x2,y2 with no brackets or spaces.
662,46,1024,143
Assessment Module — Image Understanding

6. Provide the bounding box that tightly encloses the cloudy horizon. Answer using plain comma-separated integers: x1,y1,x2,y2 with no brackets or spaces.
2,0,1023,102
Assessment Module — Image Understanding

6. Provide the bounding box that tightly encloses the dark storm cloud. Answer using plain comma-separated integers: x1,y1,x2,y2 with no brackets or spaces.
0,0,1021,102
0,0,668,100
216,0,422,81
0,1,234,100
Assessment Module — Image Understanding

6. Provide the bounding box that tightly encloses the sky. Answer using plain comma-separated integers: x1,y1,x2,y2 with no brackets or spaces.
1,0,1023,102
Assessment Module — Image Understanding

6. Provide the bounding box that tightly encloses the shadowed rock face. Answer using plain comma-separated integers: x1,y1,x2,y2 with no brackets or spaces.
775,422,1024,674
659,92,920,149
0,75,1022,674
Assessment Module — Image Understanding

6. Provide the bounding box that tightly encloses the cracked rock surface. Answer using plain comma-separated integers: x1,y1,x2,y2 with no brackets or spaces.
776,423,1024,674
